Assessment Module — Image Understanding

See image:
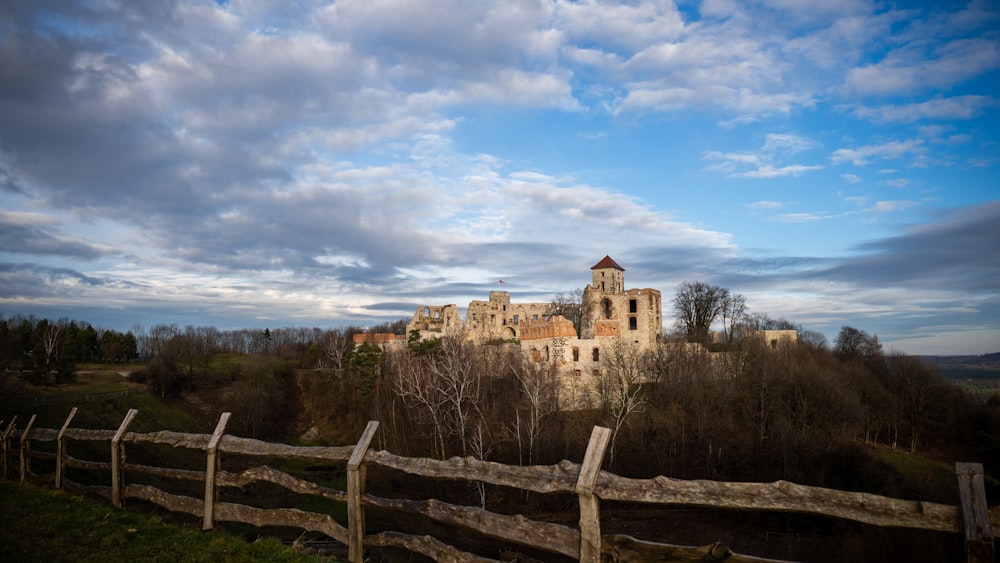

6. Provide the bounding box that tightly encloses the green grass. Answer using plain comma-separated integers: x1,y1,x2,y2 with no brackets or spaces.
869,448,963,504
0,480,337,562
26,369,146,397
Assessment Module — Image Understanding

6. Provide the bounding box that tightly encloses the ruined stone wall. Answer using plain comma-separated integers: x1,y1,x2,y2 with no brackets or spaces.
352,333,407,346
581,287,661,346
760,329,798,348
519,315,577,341
466,291,555,341
405,304,462,337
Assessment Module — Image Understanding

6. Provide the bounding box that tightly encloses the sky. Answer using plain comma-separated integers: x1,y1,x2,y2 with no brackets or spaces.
0,0,998,355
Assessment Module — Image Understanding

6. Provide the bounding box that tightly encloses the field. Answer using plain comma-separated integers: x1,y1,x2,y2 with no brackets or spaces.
0,480,334,562
918,353,1000,402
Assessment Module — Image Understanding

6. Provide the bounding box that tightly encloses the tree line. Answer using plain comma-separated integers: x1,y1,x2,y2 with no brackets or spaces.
0,314,138,384
3,280,999,507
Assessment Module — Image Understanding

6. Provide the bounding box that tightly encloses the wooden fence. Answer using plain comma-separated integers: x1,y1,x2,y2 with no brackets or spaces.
1,409,997,563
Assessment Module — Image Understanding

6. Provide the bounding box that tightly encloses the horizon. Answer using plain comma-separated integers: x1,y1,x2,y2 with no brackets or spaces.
1,1,998,356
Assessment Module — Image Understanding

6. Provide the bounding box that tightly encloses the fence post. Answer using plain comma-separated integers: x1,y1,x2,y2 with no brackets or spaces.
576,426,611,562
1,416,17,480
956,462,994,563
55,407,78,489
19,414,37,483
347,420,379,563
111,409,139,509
203,412,231,531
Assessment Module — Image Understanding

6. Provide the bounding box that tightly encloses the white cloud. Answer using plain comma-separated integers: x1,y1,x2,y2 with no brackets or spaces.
734,164,822,178
845,38,1000,96
704,133,821,178
831,139,924,166
842,173,861,183
867,200,917,213
848,95,999,123
774,213,823,223
748,200,784,210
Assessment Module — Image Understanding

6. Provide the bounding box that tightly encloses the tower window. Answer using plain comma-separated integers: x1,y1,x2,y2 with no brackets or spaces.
629,299,637,313
592,347,600,361
629,317,637,331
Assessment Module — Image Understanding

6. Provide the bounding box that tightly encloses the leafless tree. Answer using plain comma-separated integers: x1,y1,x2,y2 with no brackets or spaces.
324,329,351,373
598,340,648,468
548,288,584,335
672,281,729,345
41,321,62,367
510,355,558,465
719,292,747,345
393,333,490,459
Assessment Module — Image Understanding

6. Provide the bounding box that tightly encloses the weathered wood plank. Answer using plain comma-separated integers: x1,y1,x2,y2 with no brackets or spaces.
217,465,348,502
62,428,116,441
203,412,231,530
64,455,111,472
595,472,963,534
111,409,139,508
124,483,203,517
123,462,205,481
348,420,379,563
577,426,611,563
601,534,794,563
20,414,37,482
27,428,59,441
218,434,354,460
957,462,995,563
365,531,500,563
214,501,350,545
364,450,581,494
123,430,210,450
29,450,57,461
363,494,579,558
1,416,16,480
56,407,78,489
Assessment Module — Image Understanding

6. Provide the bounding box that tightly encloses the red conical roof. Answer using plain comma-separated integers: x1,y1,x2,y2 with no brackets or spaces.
590,255,625,271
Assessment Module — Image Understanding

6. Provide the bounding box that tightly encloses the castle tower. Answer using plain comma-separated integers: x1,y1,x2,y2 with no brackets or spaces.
590,255,625,295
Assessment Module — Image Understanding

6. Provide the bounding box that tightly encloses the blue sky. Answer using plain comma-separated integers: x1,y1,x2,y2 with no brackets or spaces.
1,0,998,355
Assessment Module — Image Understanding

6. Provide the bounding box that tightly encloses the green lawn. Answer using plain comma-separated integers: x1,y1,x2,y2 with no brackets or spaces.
0,480,337,562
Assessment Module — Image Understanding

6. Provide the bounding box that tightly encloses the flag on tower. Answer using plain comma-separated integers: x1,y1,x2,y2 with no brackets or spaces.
498,279,505,285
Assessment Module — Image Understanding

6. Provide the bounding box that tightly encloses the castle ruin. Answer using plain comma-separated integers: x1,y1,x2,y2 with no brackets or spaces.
354,255,797,408
404,256,663,407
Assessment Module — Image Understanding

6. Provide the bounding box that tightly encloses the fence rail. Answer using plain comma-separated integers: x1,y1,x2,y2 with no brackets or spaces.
1,410,997,562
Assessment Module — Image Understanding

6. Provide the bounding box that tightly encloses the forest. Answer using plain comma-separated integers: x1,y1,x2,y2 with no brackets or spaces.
2,301,999,510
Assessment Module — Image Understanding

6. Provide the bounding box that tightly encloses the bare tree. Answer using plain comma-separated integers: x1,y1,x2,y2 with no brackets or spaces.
393,333,489,459
431,334,483,457
834,326,882,362
672,281,729,345
324,329,350,373
41,321,62,368
510,356,558,465
719,292,747,345
548,288,584,335
598,340,648,468
393,350,449,458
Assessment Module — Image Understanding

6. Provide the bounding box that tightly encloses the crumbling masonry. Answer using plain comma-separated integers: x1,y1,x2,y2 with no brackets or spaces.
404,256,662,408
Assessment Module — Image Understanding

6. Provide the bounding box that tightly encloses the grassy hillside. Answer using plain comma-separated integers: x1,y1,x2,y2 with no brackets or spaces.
0,480,334,562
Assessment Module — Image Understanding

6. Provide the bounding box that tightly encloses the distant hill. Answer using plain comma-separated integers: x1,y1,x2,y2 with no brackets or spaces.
915,352,1000,380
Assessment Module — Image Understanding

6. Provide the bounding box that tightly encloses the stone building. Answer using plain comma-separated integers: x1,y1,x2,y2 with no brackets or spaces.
406,256,663,407
390,255,796,408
